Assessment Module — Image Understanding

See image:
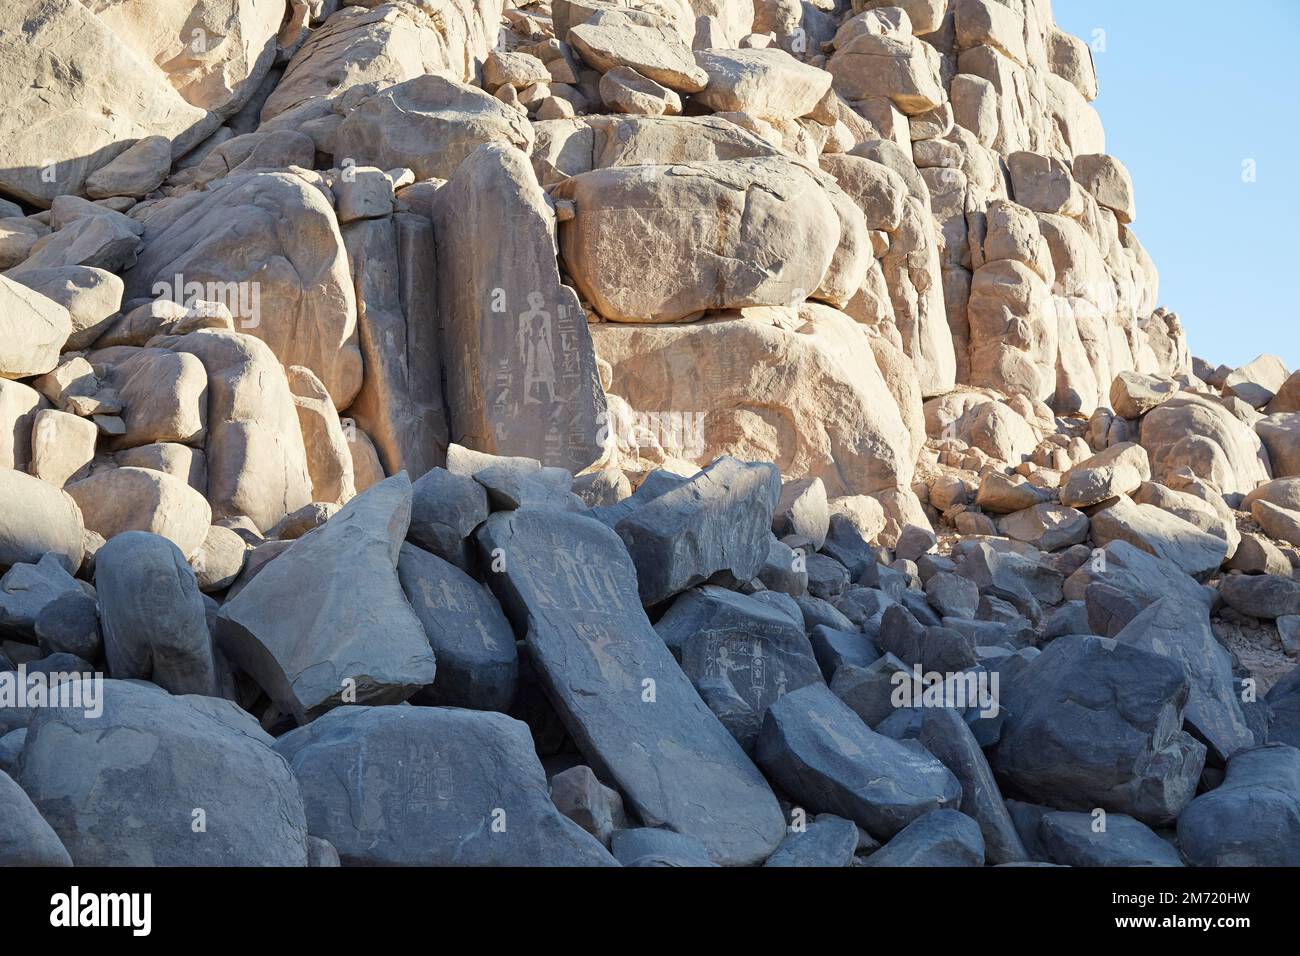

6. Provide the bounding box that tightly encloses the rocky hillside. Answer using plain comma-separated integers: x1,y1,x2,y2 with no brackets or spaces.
0,0,1298,867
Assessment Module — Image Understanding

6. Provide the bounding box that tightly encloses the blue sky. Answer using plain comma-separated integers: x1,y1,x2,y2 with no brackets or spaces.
1054,0,1299,371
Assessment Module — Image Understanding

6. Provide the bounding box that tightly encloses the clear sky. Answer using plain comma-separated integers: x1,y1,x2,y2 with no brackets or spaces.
1054,0,1300,372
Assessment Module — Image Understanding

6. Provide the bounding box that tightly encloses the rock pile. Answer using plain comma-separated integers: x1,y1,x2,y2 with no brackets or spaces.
0,0,1296,867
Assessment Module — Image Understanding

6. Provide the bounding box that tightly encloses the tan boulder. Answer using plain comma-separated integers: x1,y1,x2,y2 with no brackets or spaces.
1244,478,1300,515
1267,370,1300,413
348,426,387,494
0,276,72,381
1252,500,1300,549
83,135,173,200
29,410,97,487
1007,151,1083,216
1110,371,1178,420
599,67,683,116
1072,154,1137,223
951,400,1040,463
1140,394,1272,496
966,259,1058,403
553,157,840,324
6,267,124,352
152,330,312,533
121,171,361,409
67,467,212,559
1257,414,1300,477
693,49,831,121
114,443,208,495
0,468,85,572
288,366,356,506
99,348,208,451
569,10,708,93
0,381,49,472
591,304,917,497
0,0,211,205
332,75,535,183
827,31,946,115
1224,354,1291,409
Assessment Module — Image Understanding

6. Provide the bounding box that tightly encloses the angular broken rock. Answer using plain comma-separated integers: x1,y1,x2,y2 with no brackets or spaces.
407,466,490,569
432,143,606,473
992,635,1205,826
275,705,614,866
549,764,628,847
1039,811,1182,867
397,542,518,712
763,814,861,868
96,532,217,697
863,809,986,867
614,456,780,605
19,680,309,866
1113,597,1254,763
1089,496,1228,582
755,683,962,840
218,475,438,723
996,503,1089,552
1177,743,1300,867
476,508,785,865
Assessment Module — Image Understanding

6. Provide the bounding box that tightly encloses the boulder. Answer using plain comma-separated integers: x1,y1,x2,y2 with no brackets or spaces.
827,31,946,115
1071,154,1136,223
1218,573,1300,620
66,467,212,560
1089,496,1229,581
433,144,606,473
863,809,985,866
549,765,628,847
599,66,683,116
0,769,71,866
1140,395,1271,497
763,814,860,867
275,705,614,866
1039,811,1182,867
1109,371,1176,419
756,683,962,840
96,532,217,696
992,635,1206,826
1257,413,1300,477
614,457,779,605
217,475,438,723
569,9,708,92
334,75,534,183
396,542,518,712
554,157,839,324
84,135,172,199
0,276,71,381
19,680,309,865
476,508,785,865
1177,744,1300,866
693,48,831,121
0,470,84,573
407,466,490,569
997,504,1089,552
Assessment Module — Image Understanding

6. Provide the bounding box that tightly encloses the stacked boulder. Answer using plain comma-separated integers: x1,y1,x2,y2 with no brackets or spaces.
0,0,1296,868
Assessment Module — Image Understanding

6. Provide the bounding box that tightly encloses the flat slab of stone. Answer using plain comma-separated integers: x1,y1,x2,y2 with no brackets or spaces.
275,705,615,866
476,508,785,865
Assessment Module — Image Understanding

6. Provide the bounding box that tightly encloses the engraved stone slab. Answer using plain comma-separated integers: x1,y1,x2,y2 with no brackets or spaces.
476,509,785,866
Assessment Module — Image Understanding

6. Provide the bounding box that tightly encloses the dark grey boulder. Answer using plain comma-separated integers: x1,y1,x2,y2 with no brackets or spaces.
477,509,785,866
1218,573,1300,620
407,466,489,569
0,769,71,866
0,553,80,641
396,542,518,712
674,592,823,751
611,828,715,867
1113,597,1253,762
19,680,309,865
475,463,583,512
96,531,216,696
1267,666,1300,749
0,728,23,775
1043,599,1091,639
829,652,916,728
894,706,1029,864
925,571,980,620
810,625,881,681
218,475,438,723
1039,811,1183,867
856,560,910,600
1005,799,1053,862
275,705,615,866
763,814,859,867
1064,539,1212,610
863,809,985,866
585,468,690,528
757,536,808,596
614,457,781,606
991,635,1205,826
954,543,1063,623
755,683,961,840
821,513,877,577
34,588,101,662
894,524,937,563
805,553,850,599
945,617,1035,651
877,605,978,673
833,587,896,628
1177,743,1300,866
748,589,804,626
795,594,856,632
